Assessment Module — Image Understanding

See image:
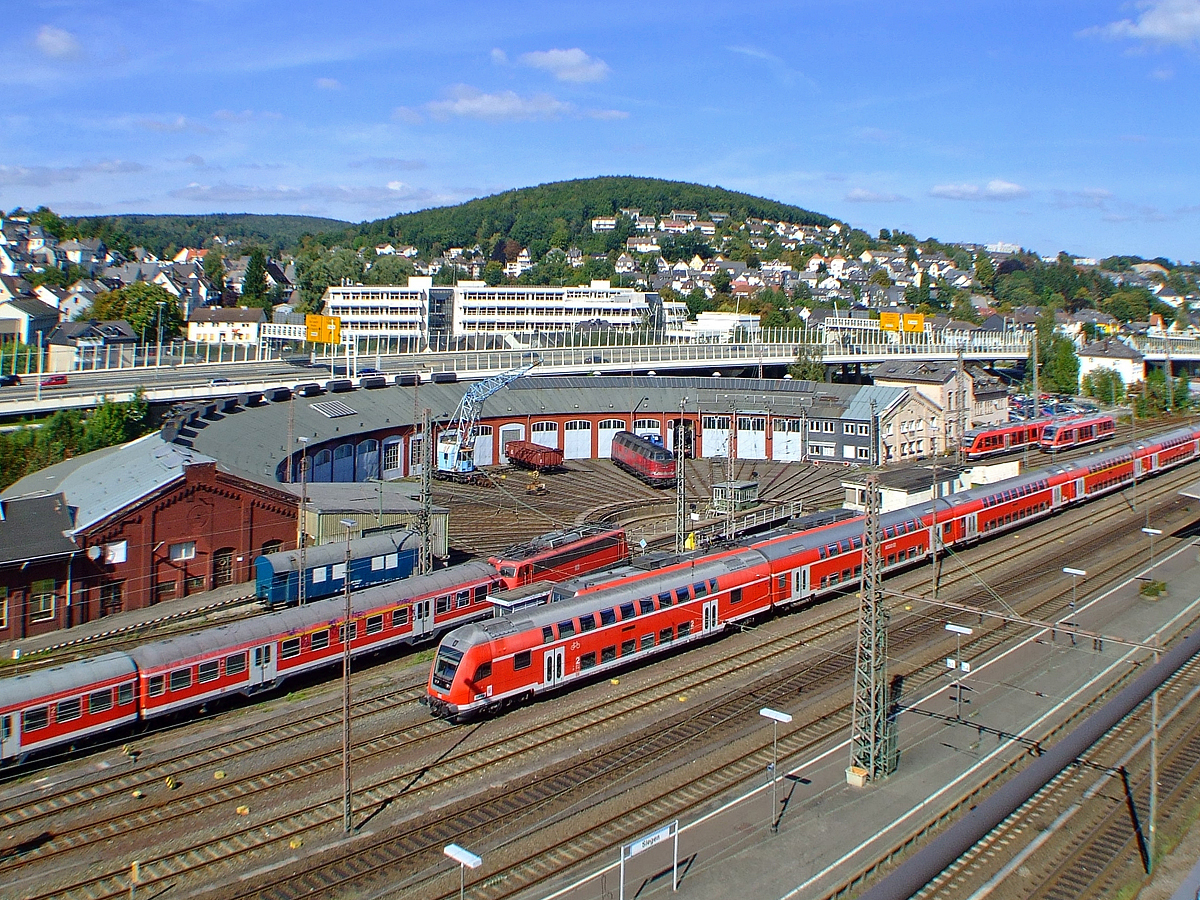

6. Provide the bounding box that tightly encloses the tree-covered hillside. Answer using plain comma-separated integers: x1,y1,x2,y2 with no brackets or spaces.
61,212,350,257
322,176,834,259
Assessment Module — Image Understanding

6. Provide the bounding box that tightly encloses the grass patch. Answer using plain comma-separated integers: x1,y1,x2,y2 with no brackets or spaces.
1139,580,1168,598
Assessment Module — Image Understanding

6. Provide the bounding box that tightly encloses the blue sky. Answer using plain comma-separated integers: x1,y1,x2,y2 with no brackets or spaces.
2,1,1198,261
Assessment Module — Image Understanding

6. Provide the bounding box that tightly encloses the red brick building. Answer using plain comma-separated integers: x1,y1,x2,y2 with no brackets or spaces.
1,435,297,633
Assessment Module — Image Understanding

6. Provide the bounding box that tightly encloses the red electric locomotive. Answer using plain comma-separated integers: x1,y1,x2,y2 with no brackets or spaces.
1038,413,1116,451
610,431,676,486
489,526,629,588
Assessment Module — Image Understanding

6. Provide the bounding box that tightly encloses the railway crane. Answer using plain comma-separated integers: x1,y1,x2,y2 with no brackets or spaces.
435,356,539,483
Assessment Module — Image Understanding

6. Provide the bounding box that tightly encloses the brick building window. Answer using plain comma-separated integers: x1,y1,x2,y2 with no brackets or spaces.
154,581,177,602
30,579,56,623
0,586,7,629
169,541,196,561
99,582,123,616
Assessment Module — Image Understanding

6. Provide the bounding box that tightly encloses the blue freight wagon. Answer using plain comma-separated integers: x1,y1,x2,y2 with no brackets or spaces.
255,530,421,607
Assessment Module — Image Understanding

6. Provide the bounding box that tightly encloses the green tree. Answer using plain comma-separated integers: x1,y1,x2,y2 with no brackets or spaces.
1040,338,1080,394
364,254,413,285
242,249,268,307
788,344,826,381
974,252,995,292
868,269,891,288
710,268,731,294
1081,367,1125,406
203,249,225,294
84,282,183,341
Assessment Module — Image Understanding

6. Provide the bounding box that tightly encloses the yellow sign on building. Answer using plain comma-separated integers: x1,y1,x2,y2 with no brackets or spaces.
902,313,925,333
879,312,901,332
305,314,342,344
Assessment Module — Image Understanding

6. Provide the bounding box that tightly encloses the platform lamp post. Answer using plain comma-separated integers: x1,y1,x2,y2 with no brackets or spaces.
443,843,482,900
1063,567,1086,612
340,517,356,834
1142,527,1162,572
945,623,973,721
759,707,792,833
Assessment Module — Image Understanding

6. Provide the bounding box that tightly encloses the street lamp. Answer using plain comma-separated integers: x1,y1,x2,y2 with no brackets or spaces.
340,517,356,834
1142,527,1162,572
759,707,792,833
1063,567,1086,611
944,624,973,721
443,844,482,900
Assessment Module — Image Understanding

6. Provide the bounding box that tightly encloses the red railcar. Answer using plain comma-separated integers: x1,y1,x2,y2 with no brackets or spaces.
961,420,1051,459
610,430,676,486
1038,413,1117,451
489,526,629,589
505,440,565,472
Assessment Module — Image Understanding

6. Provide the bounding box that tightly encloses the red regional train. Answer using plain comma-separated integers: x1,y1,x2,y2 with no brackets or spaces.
961,420,1054,460
610,431,677,486
0,527,627,764
426,422,1200,720
1039,413,1117,452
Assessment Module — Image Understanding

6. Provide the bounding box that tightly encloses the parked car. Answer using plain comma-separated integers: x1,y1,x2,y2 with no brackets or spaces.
39,374,67,387
209,377,231,387
0,374,21,386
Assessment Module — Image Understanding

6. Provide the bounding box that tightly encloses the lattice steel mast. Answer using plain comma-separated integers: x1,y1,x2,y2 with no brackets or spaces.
849,472,895,782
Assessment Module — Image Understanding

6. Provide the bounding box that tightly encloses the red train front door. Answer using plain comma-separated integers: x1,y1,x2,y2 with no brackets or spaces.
0,714,13,761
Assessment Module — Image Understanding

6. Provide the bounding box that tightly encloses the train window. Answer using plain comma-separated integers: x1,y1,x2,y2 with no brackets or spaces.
339,622,358,643
580,652,597,671
436,596,451,614
640,634,656,650
600,608,617,627
638,598,656,615
853,566,862,578
148,675,166,697
619,602,636,620
709,578,719,593
884,526,895,539
693,581,707,597
118,683,134,706
170,669,192,692
887,554,896,566
87,689,113,714
678,621,693,638
557,620,576,639
456,590,471,609
474,585,489,604
818,546,827,559
473,662,492,682
829,572,840,585
579,614,597,632
542,626,555,643
391,607,409,628
730,587,742,604
311,630,331,651
198,661,220,683
842,568,853,581
367,615,385,635
850,536,862,550
225,653,247,676
281,638,301,659
659,627,674,644
514,650,532,670
840,540,852,553
23,707,48,731
621,639,636,656
659,592,673,608
675,587,689,603
602,645,617,664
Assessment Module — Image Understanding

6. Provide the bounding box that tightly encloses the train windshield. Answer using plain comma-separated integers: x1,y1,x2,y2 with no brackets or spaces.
431,646,463,691
1041,425,1058,440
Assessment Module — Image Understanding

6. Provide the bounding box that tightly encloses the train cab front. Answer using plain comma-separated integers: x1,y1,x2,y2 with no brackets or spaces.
426,644,465,719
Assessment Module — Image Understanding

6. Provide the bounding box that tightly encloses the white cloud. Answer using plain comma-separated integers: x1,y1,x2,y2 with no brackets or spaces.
137,115,211,134
315,77,342,90
0,159,146,187
728,45,817,89
589,108,630,120
930,179,1029,201
519,48,610,82
491,48,508,65
34,25,81,60
1151,66,1175,78
845,188,908,203
169,180,438,208
425,85,573,120
1087,0,1200,48
349,157,426,171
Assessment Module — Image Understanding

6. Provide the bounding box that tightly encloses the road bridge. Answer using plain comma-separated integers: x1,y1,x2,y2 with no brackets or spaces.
0,325,1031,418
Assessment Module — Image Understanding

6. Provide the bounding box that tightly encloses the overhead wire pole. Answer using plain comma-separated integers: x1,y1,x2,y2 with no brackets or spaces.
956,348,966,466
848,472,894,784
419,407,434,575
675,398,687,555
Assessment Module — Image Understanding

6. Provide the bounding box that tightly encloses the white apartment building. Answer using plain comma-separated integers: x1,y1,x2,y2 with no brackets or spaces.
452,280,687,336
321,276,431,340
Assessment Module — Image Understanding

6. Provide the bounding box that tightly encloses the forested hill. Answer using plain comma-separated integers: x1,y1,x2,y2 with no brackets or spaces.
62,213,350,257
332,177,835,257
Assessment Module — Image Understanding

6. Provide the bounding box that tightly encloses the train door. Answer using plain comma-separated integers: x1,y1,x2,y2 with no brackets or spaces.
250,644,276,687
411,599,433,637
702,599,720,633
0,714,14,761
796,568,810,597
543,647,565,689
963,514,978,541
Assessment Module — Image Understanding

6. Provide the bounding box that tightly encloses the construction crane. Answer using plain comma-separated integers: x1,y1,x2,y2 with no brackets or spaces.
435,355,539,484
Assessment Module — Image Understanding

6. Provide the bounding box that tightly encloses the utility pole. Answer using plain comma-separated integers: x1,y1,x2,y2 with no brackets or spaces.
956,348,966,466
1165,342,1173,414
1031,332,1040,423
848,474,894,783
340,518,356,834
675,399,687,555
418,408,434,574
297,436,309,605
